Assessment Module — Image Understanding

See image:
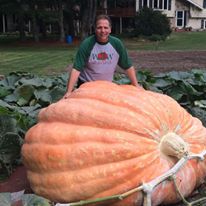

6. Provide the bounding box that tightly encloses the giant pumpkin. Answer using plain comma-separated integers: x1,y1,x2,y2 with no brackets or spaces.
21,81,206,206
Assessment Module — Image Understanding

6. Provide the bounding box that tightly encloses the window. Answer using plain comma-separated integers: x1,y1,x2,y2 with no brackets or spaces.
154,0,158,8
159,0,163,9
139,0,171,10
203,0,206,8
164,0,168,9
202,19,206,29
176,11,184,27
143,0,148,7
168,0,171,10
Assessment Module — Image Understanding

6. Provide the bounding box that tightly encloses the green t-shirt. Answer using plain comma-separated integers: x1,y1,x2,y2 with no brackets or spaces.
73,35,132,82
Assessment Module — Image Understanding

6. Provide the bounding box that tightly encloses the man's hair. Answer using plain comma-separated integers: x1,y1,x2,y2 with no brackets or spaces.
95,14,112,28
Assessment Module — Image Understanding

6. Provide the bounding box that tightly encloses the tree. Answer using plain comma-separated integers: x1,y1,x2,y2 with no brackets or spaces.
79,0,97,40
134,7,172,40
0,0,98,42
0,0,28,41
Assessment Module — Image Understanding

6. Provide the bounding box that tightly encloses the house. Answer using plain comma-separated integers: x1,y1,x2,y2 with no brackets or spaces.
96,0,136,33
97,0,206,32
137,0,206,30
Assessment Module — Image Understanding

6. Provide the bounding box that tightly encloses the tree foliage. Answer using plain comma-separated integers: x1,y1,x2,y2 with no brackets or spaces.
134,7,172,40
0,0,99,41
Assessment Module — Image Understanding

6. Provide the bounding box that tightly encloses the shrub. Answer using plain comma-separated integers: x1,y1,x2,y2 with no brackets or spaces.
134,7,172,40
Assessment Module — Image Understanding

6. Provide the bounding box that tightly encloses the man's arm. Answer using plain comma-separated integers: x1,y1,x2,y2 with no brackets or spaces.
64,68,80,98
125,66,139,87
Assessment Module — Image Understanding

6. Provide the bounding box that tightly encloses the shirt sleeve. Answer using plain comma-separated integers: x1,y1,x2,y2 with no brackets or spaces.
73,36,95,71
73,43,88,71
109,36,132,70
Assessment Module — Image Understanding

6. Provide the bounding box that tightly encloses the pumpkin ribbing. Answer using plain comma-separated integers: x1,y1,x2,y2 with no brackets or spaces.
21,81,206,206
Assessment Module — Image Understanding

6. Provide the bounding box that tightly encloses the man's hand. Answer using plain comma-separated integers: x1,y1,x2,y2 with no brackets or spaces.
136,84,144,90
63,91,71,99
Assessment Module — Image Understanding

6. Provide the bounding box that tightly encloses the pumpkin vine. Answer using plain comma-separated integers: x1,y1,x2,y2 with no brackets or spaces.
54,150,206,206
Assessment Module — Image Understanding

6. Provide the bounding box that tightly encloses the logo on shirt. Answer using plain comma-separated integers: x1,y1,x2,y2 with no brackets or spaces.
90,51,114,64
97,52,108,60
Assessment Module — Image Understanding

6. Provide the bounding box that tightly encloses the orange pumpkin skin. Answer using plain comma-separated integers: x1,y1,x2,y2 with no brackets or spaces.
21,81,206,206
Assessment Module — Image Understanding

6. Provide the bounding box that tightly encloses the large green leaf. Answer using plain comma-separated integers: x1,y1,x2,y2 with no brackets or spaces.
152,78,171,88
180,80,203,96
22,194,51,206
188,106,206,126
15,84,35,106
18,77,53,88
0,86,11,98
0,115,17,136
165,85,185,101
0,73,20,89
0,193,11,206
194,100,206,109
114,76,131,85
50,86,65,102
0,193,51,206
167,71,193,81
0,132,23,177
34,88,52,105
0,115,23,178
4,93,18,103
192,69,206,82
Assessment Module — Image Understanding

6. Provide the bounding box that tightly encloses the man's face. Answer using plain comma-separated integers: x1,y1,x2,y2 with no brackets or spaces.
95,19,111,43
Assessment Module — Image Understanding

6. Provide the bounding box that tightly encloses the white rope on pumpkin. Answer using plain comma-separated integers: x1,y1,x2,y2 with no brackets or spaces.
54,150,206,206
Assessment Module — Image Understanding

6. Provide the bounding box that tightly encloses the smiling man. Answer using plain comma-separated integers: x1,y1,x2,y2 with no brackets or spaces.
64,14,140,98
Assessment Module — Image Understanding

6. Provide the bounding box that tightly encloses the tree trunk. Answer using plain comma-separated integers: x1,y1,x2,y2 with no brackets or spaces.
18,12,26,41
30,2,39,43
80,0,97,40
58,0,65,42
32,12,39,42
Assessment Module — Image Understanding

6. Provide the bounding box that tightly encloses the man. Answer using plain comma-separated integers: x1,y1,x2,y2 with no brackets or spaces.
64,14,140,98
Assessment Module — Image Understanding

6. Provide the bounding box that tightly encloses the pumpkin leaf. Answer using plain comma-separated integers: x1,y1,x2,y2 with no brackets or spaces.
180,80,203,96
152,78,171,88
15,84,35,106
0,132,23,178
192,69,206,82
167,71,193,80
4,93,18,103
165,86,184,101
0,86,11,98
0,104,12,113
0,115,24,178
3,73,21,89
0,192,51,206
194,100,206,109
18,77,53,88
0,193,11,206
22,194,51,206
188,106,206,126
0,115,17,136
50,86,65,102
34,88,52,105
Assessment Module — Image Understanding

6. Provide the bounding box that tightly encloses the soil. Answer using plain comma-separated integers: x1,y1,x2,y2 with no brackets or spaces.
0,166,31,193
117,50,206,74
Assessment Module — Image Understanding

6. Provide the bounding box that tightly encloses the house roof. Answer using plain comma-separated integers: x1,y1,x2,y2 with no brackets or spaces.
185,0,203,10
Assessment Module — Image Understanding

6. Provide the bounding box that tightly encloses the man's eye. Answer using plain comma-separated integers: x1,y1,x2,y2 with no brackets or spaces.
97,27,108,29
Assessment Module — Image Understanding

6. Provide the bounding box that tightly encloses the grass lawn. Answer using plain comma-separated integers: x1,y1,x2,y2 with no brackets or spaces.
0,31,206,76
124,31,206,50
0,45,77,76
